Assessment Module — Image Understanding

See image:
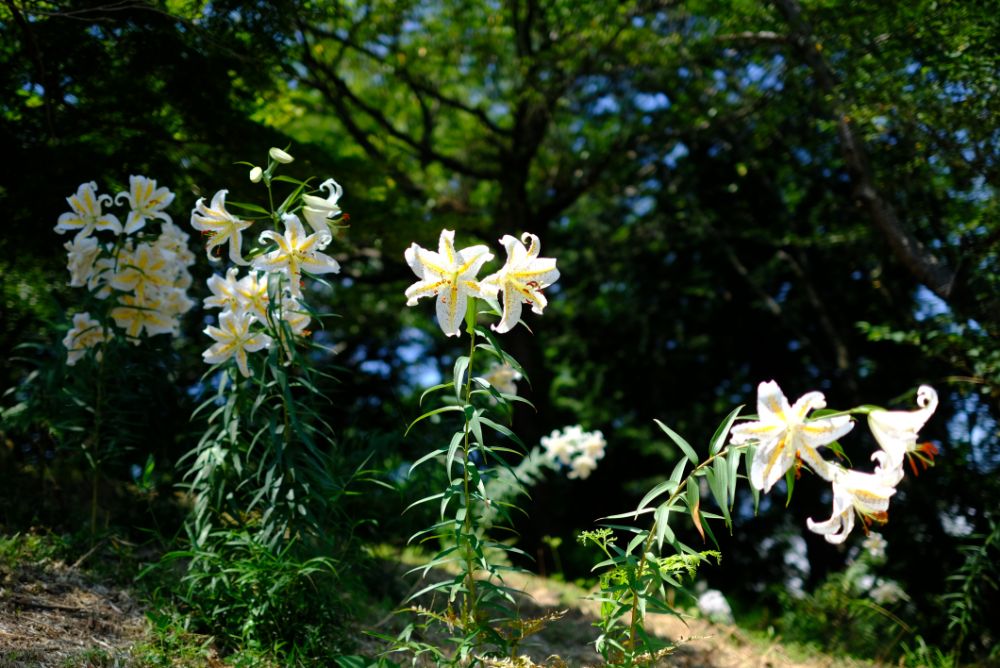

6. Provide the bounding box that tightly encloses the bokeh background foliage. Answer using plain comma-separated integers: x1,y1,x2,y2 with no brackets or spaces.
1,0,998,663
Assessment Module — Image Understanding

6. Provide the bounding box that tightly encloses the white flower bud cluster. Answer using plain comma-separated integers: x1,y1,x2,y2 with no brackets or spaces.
541,425,606,480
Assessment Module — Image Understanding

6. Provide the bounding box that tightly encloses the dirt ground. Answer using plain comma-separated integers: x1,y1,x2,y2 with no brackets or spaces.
361,559,880,668
0,550,876,667
0,552,145,666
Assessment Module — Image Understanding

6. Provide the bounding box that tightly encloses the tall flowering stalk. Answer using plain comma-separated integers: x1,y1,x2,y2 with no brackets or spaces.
168,148,354,651
396,229,560,662
51,176,195,535
581,381,939,667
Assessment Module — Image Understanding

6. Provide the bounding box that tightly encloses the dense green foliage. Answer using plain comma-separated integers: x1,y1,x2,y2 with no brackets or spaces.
2,0,997,664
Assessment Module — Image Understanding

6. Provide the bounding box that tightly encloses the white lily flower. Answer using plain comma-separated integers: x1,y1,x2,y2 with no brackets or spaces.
235,270,270,323
404,229,493,337
203,310,272,378
55,182,121,240
155,220,194,254
63,312,110,365
578,431,607,460
190,190,253,265
540,425,606,473
301,178,344,235
87,256,116,299
110,243,172,299
541,428,577,465
110,293,176,340
806,465,898,544
277,296,311,335
480,232,559,334
116,175,174,234
568,453,599,480
252,213,340,298
158,286,195,324
482,361,521,396
204,267,245,315
869,385,939,481
64,236,101,288
730,381,855,494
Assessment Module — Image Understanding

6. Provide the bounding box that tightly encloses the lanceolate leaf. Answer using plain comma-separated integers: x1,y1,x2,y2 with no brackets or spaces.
710,405,744,455
404,405,463,436
686,478,705,542
453,355,470,401
655,419,699,464
635,479,678,516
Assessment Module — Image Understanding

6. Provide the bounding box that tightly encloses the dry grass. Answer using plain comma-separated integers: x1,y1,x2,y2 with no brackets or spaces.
0,552,145,667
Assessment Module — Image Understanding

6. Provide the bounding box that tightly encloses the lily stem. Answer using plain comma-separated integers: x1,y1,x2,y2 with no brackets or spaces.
626,446,736,654
460,301,479,631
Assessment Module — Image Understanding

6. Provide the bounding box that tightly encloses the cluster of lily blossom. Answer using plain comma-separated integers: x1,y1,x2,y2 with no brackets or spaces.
404,229,560,337
730,381,939,544
541,425,607,480
55,177,196,364
481,361,522,397
192,151,345,378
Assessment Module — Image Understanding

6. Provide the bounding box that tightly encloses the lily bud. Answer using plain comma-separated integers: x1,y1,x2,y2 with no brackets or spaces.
269,147,294,164
249,166,263,183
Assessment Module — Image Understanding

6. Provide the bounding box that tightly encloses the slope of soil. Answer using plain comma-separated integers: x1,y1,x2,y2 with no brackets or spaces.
0,542,877,667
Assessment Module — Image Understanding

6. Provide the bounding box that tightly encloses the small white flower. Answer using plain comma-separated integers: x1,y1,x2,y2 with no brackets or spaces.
869,579,909,605
204,267,245,315
697,589,735,624
153,221,196,269
862,532,887,559
249,166,263,183
157,286,195,332
110,243,172,299
578,431,607,460
541,427,577,465
276,295,311,335
541,425,607,477
235,270,270,323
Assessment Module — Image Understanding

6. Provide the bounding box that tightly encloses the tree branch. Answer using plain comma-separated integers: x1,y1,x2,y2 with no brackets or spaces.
772,0,957,300
299,37,500,180
307,24,512,139
714,30,789,45
295,39,427,201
